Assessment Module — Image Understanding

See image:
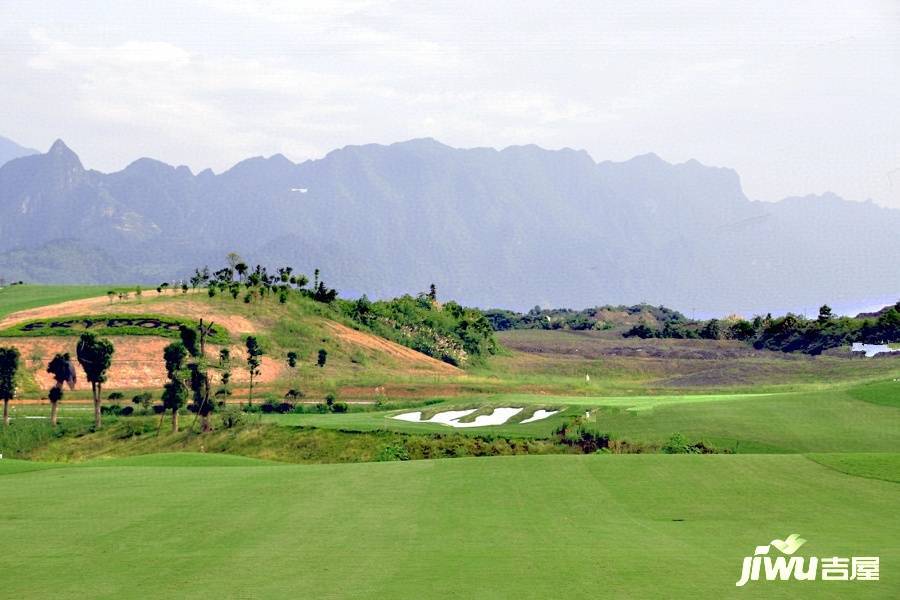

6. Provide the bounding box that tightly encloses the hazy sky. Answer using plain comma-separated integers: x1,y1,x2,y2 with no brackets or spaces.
1,1,898,206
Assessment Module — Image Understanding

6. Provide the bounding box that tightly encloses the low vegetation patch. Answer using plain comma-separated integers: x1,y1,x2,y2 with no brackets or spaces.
0,314,230,344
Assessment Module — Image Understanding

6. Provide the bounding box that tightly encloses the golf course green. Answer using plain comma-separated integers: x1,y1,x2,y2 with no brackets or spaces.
0,453,896,598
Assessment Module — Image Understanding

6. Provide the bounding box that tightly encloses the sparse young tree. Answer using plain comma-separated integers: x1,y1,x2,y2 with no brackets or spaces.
218,348,232,397
76,333,115,429
245,336,263,406
227,252,243,271
0,347,20,427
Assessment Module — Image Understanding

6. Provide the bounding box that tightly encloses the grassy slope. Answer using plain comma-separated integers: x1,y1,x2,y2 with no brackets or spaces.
0,453,896,599
0,285,116,318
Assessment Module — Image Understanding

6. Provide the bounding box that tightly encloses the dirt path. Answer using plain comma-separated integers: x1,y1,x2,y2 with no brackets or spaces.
321,321,462,375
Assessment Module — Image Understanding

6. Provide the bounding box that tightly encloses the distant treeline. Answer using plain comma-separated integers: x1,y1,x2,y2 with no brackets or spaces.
484,304,687,332
624,302,900,355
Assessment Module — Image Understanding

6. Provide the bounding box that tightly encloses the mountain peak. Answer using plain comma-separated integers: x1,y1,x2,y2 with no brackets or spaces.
46,139,84,169
49,138,72,155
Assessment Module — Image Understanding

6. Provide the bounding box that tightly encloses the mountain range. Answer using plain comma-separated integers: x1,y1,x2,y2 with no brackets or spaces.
0,136,897,314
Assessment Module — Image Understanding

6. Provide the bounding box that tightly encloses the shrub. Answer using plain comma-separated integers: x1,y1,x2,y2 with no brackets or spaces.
132,392,153,412
662,432,698,454
260,403,276,413
219,406,245,429
276,402,294,414
119,406,134,416
377,443,410,461
152,404,166,414
331,402,348,413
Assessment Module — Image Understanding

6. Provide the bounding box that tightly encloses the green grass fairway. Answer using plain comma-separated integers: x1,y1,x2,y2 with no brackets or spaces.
0,284,117,318
264,384,900,452
0,453,895,598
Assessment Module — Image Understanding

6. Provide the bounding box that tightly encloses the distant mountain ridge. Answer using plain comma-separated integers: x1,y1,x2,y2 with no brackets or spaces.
0,134,38,166
0,137,897,314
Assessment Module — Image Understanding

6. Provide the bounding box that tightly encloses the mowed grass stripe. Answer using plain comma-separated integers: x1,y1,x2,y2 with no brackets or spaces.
0,285,116,318
0,454,896,599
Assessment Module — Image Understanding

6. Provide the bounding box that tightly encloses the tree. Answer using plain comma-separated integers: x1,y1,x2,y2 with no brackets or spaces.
428,283,437,302
235,262,248,283
317,349,328,368
189,363,214,432
76,333,115,429
46,352,75,426
0,347,20,427
245,336,263,406
818,304,834,324
227,252,244,271
162,381,188,433
700,319,722,340
217,348,232,398
286,351,298,368
162,342,188,432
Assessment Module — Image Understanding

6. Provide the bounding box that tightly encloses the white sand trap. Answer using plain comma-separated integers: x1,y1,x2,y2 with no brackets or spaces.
392,409,478,425
450,407,523,428
426,409,478,425
392,411,424,422
393,407,534,427
520,409,559,424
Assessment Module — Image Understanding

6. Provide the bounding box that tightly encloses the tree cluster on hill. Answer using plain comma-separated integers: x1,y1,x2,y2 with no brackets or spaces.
485,304,688,332
336,289,497,365
185,257,497,365
623,302,900,355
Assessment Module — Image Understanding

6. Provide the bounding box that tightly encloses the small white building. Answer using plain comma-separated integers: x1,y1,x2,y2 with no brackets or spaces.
851,342,899,358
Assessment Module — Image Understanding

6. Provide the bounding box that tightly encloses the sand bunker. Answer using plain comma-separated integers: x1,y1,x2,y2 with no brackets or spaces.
452,407,523,428
520,409,559,423
393,409,476,425
393,407,556,428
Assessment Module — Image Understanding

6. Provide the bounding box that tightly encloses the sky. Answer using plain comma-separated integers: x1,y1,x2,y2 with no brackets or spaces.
1,0,898,207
